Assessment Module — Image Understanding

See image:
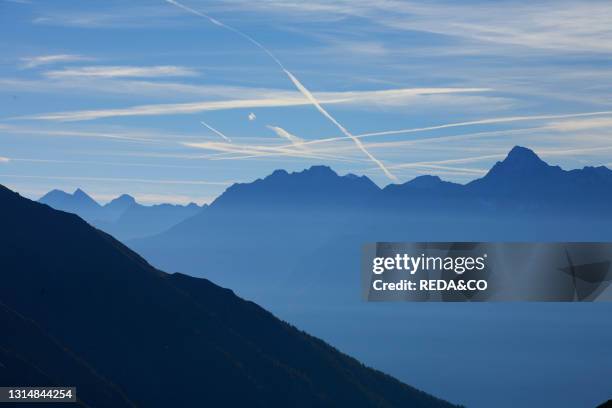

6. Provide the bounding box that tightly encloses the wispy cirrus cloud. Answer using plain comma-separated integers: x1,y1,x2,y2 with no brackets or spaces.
0,156,10,163
20,54,92,69
44,65,198,79
388,1,612,54
0,123,160,143
223,0,612,54
543,117,612,132
31,4,184,29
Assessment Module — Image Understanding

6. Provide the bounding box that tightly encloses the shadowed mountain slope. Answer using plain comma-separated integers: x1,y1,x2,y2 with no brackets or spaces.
0,185,455,408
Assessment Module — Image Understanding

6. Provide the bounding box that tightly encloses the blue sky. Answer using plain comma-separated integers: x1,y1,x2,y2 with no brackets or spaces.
2,0,612,204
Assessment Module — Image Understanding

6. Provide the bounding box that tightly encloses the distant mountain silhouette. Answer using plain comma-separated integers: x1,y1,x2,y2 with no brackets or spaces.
212,165,380,210
100,201,203,240
131,146,612,303
0,185,456,408
38,189,203,240
39,188,102,220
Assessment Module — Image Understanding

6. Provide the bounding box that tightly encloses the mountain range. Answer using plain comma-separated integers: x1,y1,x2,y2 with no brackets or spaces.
212,145,612,214
39,189,203,240
130,146,612,303
38,146,612,249
0,184,456,407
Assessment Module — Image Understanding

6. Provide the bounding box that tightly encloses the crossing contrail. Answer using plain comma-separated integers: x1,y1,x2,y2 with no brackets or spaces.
165,0,396,180
200,121,231,142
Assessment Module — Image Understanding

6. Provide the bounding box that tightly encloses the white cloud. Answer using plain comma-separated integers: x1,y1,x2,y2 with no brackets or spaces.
45,65,198,79
0,156,10,163
328,40,390,56
24,1,612,54
30,4,184,29
544,117,612,132
20,54,92,69
0,78,290,99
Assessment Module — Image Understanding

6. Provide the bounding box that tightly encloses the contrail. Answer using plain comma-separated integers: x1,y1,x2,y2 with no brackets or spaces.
165,0,396,180
355,110,612,139
200,121,231,142
194,110,612,162
283,70,396,180
267,125,305,148
257,109,612,150
183,140,364,163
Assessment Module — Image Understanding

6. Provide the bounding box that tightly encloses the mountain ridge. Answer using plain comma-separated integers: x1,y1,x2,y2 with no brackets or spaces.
210,145,612,214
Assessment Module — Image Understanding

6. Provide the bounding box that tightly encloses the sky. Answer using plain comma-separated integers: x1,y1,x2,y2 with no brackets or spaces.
2,0,612,204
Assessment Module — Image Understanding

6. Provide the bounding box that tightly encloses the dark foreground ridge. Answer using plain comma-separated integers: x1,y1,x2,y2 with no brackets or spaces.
0,185,457,408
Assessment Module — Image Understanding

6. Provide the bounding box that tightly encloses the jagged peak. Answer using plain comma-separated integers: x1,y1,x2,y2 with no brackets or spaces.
501,146,546,167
